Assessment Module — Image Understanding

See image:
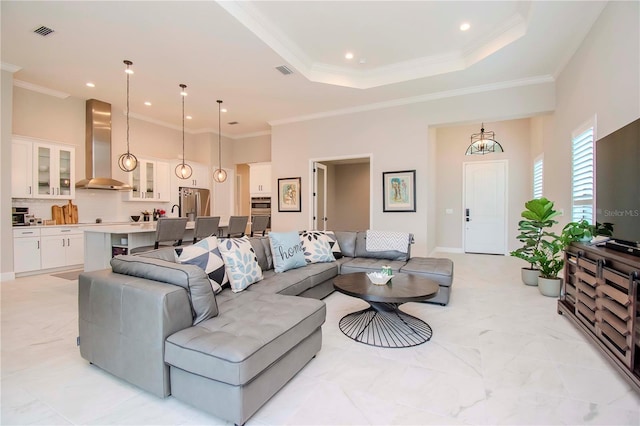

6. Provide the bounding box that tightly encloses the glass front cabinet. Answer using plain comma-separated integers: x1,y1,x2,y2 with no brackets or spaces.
34,142,75,199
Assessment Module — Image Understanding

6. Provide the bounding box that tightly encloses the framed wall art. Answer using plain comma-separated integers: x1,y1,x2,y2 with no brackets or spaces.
278,177,301,212
382,170,416,212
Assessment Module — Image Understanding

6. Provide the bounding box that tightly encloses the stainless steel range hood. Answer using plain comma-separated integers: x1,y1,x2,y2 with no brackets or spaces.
75,99,132,190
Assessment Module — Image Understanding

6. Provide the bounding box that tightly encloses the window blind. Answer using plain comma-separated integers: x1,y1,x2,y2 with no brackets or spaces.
533,157,543,199
572,126,594,222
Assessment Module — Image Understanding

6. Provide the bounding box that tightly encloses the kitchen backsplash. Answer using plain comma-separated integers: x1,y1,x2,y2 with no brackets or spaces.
11,190,175,224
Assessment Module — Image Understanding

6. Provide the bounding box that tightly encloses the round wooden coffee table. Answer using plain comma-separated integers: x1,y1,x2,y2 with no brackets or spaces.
333,272,439,348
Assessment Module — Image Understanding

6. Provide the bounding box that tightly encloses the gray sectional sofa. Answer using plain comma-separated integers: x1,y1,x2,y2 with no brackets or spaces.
78,231,453,425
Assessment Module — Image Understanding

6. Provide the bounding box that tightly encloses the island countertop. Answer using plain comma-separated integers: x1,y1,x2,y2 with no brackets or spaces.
83,219,229,272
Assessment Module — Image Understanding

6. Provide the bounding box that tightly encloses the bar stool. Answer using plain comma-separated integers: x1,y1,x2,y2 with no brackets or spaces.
225,216,249,238
190,216,220,244
250,215,270,237
130,217,188,254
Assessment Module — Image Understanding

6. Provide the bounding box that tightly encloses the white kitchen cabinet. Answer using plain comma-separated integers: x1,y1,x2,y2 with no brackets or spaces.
34,142,75,199
171,160,210,189
249,163,271,196
12,138,34,198
13,228,41,273
40,227,84,269
11,136,75,200
128,158,170,201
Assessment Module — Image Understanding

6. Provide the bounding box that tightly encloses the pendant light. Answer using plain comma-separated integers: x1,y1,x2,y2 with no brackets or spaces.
118,60,138,172
465,123,504,155
175,83,193,179
213,99,227,183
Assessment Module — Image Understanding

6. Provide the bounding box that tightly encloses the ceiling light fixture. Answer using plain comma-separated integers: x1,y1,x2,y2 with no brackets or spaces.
460,22,471,31
175,84,193,179
213,100,227,183
117,60,138,172
345,52,354,60
465,123,504,155
86,82,95,88
144,101,151,106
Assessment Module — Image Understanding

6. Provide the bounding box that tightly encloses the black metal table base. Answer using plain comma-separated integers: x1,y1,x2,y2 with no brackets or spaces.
338,302,432,348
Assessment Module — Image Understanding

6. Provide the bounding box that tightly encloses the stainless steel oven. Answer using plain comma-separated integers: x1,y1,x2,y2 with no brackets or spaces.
250,197,271,227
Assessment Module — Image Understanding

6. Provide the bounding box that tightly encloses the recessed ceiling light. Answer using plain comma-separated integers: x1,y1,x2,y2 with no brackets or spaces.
460,22,471,31
86,82,95,88
186,115,192,120
144,101,151,106
345,52,354,60
221,108,227,113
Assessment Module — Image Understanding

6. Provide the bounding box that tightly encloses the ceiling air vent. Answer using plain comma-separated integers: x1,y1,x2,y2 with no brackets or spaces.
228,121,238,125
275,65,293,75
33,26,55,37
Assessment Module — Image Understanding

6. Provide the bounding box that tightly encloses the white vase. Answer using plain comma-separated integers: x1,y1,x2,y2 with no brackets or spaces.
538,276,562,297
521,268,540,286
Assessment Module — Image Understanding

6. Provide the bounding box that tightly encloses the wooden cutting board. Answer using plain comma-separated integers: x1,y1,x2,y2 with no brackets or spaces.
62,200,78,224
52,205,65,225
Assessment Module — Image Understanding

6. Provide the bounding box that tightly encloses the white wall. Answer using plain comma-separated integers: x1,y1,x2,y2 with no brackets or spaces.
1,70,15,280
271,83,555,256
547,1,640,227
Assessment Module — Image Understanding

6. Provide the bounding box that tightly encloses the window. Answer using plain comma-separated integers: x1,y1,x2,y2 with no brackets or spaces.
533,155,543,199
571,119,595,222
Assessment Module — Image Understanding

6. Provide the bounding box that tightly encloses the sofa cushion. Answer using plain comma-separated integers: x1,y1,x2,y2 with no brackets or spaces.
136,247,178,262
164,291,326,386
340,257,408,275
400,257,454,287
110,255,218,325
249,262,338,296
176,236,228,294
249,236,271,271
218,237,263,293
334,231,357,258
299,231,335,264
269,231,306,273
354,231,410,261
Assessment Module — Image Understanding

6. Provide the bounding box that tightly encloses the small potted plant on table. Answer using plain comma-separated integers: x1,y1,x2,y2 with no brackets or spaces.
510,197,560,286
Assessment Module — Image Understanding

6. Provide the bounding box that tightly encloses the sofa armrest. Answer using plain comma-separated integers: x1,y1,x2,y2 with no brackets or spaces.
78,269,193,397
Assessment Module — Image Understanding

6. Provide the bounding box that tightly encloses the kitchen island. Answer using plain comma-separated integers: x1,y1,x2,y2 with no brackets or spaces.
83,220,228,272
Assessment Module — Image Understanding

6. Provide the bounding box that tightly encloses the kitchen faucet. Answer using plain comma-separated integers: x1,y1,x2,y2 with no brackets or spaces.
171,204,181,217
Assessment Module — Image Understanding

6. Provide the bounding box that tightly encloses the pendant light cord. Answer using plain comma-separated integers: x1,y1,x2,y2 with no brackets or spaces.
218,100,222,171
126,64,130,154
182,87,185,167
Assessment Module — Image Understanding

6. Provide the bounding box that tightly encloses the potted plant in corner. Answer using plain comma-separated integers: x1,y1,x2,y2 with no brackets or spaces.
510,197,561,286
535,234,565,297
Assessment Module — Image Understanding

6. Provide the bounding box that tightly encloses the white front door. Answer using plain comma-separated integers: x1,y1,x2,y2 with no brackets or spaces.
463,160,507,254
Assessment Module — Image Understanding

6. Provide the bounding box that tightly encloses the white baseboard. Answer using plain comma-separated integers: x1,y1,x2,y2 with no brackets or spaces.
431,247,464,255
0,271,16,282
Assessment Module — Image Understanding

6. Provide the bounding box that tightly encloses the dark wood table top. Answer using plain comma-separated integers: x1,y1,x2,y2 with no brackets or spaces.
333,272,439,304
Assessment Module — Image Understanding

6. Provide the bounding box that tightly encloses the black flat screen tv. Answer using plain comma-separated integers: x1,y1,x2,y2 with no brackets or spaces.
595,117,640,245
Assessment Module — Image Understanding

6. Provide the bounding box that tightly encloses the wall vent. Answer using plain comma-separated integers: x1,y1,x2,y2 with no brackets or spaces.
33,26,55,37
275,65,293,75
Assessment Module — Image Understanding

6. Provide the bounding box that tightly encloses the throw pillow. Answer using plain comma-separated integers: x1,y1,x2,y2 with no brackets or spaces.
218,236,263,292
323,231,343,259
269,231,307,273
176,236,227,294
300,231,336,264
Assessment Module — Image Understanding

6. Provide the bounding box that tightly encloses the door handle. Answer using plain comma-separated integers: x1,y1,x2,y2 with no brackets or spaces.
465,208,470,222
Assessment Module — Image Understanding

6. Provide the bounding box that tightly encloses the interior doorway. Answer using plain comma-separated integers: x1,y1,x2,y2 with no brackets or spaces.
310,156,371,231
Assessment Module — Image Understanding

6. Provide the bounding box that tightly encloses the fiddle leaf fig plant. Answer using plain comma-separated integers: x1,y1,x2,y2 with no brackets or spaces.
510,197,561,269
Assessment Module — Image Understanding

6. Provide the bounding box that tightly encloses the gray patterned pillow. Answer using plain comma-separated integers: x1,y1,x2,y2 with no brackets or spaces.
300,231,336,263
218,236,263,292
176,236,227,294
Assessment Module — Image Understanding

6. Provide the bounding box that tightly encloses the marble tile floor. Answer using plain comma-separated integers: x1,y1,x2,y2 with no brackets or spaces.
2,253,639,425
